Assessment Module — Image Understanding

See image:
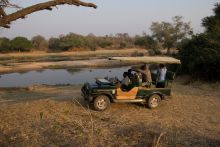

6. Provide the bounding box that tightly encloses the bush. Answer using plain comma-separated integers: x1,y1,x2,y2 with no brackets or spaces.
179,34,220,81
130,51,144,57
119,42,127,49
134,35,159,49
48,33,97,51
97,38,113,48
48,37,60,51
148,48,162,56
0,37,11,52
10,37,33,52
31,35,48,50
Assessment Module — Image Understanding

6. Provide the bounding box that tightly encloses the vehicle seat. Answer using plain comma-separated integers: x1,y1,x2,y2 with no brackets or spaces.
165,71,175,87
151,73,157,85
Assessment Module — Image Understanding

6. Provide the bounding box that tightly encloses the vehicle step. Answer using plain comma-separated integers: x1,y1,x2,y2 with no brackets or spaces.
113,99,146,103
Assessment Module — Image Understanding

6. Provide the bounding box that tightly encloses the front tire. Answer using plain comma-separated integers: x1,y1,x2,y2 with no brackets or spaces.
94,95,110,111
148,94,161,109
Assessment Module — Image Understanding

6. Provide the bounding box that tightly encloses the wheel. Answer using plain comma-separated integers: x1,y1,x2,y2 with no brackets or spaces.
148,94,161,109
93,95,110,111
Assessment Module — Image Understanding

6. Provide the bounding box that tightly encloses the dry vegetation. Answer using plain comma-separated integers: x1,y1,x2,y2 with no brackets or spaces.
0,78,219,146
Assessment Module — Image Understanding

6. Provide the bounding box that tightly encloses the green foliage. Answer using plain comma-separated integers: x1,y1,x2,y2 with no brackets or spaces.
48,33,98,51
150,16,193,53
97,37,113,48
119,42,127,49
148,48,162,56
10,37,33,52
0,37,11,52
179,4,220,81
48,37,60,51
179,34,220,80
202,3,220,40
31,35,48,50
134,35,159,49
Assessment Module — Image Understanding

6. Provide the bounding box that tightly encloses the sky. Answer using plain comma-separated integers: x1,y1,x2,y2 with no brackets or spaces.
0,0,219,39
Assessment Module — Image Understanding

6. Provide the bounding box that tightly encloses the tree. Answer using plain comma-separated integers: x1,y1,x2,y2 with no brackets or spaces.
31,35,48,50
10,37,33,52
202,3,220,39
0,37,11,52
179,4,220,81
0,0,97,28
150,16,193,54
134,35,159,49
48,37,60,51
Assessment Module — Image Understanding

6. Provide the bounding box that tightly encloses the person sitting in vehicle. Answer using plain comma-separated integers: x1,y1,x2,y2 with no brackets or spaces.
127,69,134,79
156,64,167,88
121,72,131,90
133,64,152,87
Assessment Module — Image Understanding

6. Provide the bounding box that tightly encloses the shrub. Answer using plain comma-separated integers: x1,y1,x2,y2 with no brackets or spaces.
179,34,220,81
31,35,48,50
130,51,144,57
10,37,33,52
0,37,11,52
97,38,113,48
148,48,162,56
134,35,159,50
119,42,127,49
48,37,60,51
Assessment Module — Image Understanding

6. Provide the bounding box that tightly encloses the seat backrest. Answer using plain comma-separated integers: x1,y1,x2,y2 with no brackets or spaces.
151,72,157,85
165,71,175,81
165,71,175,87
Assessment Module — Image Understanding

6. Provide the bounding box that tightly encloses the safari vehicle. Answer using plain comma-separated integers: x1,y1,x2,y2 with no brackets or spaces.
81,56,181,111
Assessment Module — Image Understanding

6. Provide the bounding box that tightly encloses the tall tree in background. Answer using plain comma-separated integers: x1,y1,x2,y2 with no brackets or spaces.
179,3,220,81
150,16,193,54
202,3,220,40
31,35,48,50
0,0,97,28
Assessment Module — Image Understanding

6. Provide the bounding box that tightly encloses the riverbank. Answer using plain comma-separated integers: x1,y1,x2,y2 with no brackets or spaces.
0,78,219,146
0,48,147,74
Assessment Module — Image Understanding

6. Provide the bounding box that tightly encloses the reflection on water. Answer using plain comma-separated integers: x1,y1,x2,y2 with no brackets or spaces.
0,67,130,87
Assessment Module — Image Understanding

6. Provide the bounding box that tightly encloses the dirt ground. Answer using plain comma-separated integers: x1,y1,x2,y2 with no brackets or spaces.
0,77,219,147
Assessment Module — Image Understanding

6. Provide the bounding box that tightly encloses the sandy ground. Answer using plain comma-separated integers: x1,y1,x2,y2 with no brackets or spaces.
0,48,148,74
0,59,135,74
0,78,219,146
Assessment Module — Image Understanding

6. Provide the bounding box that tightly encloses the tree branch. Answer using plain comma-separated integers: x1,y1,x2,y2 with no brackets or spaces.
0,0,97,28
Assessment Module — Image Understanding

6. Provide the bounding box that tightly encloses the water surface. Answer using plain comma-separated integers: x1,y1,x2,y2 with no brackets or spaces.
0,67,130,87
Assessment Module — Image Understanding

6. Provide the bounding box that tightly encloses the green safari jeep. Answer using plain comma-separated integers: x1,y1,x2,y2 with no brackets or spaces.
81,56,181,111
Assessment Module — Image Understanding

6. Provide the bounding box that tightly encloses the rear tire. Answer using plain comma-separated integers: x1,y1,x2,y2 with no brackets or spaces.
94,95,110,111
148,94,161,109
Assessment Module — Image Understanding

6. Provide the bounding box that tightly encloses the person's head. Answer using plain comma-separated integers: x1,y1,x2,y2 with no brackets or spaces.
123,72,128,78
159,64,165,69
128,69,132,74
141,64,150,70
141,64,147,70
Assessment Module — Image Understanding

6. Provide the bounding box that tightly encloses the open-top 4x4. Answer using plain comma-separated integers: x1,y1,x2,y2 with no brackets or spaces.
81,56,181,111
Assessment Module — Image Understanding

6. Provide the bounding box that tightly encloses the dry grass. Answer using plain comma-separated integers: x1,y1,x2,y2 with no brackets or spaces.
0,79,220,146
0,48,147,59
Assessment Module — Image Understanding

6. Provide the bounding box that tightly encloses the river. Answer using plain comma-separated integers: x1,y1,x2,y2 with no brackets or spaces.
0,67,130,87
